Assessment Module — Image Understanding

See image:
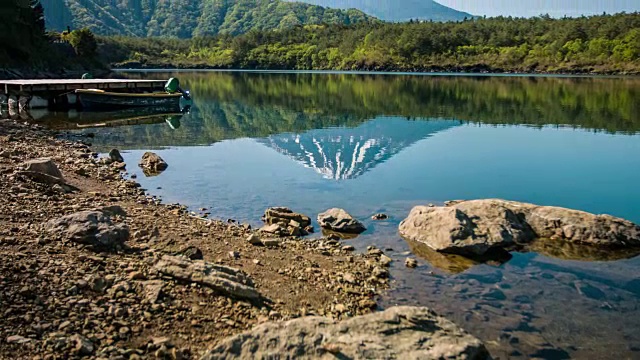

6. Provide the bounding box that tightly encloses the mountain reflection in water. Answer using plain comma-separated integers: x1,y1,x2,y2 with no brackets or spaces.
259,118,458,180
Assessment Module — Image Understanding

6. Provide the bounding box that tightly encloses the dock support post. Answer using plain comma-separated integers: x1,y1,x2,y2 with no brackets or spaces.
7,95,18,111
18,95,31,111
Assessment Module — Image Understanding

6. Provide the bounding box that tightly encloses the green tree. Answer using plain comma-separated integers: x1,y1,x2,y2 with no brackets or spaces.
68,28,98,57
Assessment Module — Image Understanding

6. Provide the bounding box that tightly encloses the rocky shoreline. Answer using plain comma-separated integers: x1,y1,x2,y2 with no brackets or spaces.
0,118,492,358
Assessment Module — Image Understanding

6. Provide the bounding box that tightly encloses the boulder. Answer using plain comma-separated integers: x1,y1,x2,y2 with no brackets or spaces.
399,201,534,256
108,149,124,163
200,306,490,360
154,255,260,301
23,158,63,179
400,199,640,256
524,205,640,247
45,208,129,250
139,152,168,176
317,208,366,234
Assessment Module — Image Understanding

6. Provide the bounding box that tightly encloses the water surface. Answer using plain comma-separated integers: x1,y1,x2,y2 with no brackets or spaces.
23,72,640,359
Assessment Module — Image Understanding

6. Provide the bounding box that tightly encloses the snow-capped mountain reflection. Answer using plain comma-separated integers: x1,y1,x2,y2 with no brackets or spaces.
259,117,459,180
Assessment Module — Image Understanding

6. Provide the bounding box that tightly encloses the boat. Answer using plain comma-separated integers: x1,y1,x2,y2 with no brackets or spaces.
76,89,184,110
75,77,191,111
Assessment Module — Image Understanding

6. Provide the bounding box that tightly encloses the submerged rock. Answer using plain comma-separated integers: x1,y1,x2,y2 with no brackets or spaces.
45,207,129,250
139,152,168,176
200,306,490,360
317,208,366,234
400,199,640,256
372,213,388,220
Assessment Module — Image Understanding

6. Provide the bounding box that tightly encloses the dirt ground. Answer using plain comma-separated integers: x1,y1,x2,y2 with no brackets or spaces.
0,118,390,359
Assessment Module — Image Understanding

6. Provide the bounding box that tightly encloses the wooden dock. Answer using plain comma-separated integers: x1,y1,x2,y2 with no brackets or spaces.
1,79,166,95
0,78,168,110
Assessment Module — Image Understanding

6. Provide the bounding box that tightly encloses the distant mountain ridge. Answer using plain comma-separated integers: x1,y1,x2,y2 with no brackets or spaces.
40,0,375,38
285,0,473,21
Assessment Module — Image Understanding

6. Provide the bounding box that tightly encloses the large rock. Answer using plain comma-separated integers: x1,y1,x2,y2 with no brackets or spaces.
400,199,640,256
23,158,64,179
399,201,534,256
154,255,260,301
139,152,168,176
317,208,366,234
45,207,129,249
263,207,311,228
524,205,640,247
200,306,490,360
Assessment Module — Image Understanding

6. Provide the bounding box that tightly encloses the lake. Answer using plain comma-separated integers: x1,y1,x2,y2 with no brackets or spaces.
26,71,640,359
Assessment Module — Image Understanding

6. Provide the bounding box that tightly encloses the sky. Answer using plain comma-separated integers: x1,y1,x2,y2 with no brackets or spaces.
437,0,640,18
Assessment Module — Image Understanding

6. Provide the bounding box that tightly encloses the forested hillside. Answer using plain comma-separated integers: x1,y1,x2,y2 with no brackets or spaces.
0,0,46,66
286,0,472,21
40,0,375,37
102,13,640,74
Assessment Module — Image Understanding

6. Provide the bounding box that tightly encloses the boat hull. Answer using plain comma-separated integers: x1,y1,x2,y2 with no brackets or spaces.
76,90,183,111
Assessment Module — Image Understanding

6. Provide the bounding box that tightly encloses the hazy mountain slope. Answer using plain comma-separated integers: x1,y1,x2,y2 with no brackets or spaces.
40,0,375,37
287,0,472,21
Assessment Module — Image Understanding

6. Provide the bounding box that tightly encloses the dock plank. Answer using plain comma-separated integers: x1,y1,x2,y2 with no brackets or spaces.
0,79,164,85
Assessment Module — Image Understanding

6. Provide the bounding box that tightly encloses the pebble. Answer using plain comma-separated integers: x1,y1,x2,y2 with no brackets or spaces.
405,258,418,268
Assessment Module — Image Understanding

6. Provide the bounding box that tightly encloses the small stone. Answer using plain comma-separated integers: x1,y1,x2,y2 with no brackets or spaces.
326,233,345,242
343,273,356,284
70,334,94,356
151,336,173,348
261,238,281,247
178,246,204,260
367,247,383,256
128,272,146,280
342,245,355,252
372,213,388,220
253,259,261,265
405,258,418,268
109,149,124,163
259,224,282,235
372,267,389,278
335,304,347,313
228,251,240,260
379,254,392,267
247,234,262,245
358,299,377,309
6,335,31,344
170,347,186,360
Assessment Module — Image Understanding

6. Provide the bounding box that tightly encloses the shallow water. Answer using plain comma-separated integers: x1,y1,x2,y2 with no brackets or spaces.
24,72,640,359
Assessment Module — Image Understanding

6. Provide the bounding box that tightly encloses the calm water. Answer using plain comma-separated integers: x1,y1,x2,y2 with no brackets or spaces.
19,72,640,359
